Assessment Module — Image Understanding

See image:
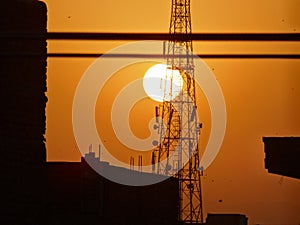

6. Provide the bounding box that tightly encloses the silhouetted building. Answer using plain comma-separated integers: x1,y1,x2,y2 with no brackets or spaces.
0,1,47,224
45,156,180,225
0,1,180,224
263,137,300,179
206,214,248,225
0,1,253,225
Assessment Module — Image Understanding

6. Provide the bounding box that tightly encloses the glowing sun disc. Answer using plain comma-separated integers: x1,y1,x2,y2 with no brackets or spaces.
143,64,183,102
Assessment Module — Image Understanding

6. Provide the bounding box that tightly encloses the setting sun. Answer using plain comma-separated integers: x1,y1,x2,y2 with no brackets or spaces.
143,64,183,102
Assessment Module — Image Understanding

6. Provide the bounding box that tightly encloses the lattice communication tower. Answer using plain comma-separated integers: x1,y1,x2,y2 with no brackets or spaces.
152,0,204,223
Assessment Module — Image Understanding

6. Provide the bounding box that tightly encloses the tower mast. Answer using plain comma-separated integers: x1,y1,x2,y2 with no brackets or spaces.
153,0,203,223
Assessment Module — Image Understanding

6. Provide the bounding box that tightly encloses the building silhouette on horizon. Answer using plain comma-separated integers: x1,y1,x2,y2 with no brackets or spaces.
45,152,179,225
0,2,180,224
0,1,256,225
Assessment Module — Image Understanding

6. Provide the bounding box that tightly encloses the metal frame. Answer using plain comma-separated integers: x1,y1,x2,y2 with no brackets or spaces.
153,0,203,223
1,32,299,59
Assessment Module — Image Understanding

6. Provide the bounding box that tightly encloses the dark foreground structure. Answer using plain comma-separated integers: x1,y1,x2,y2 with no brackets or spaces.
0,1,47,224
206,214,248,225
263,137,300,179
0,1,180,224
45,155,179,225
0,1,250,225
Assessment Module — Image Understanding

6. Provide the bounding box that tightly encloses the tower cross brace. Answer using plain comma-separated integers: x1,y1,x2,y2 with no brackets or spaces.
152,0,204,223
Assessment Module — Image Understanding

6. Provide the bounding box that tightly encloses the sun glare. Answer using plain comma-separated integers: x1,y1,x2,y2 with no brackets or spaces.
143,64,183,102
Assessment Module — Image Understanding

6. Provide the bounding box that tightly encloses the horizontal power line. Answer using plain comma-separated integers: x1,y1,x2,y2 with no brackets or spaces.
47,53,300,59
0,32,299,41
47,32,300,41
1,52,299,59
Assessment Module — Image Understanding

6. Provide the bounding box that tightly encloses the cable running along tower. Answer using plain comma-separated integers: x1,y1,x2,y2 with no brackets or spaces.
152,0,203,223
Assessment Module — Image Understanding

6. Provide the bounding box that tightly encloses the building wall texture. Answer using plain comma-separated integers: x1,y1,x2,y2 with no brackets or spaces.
0,1,47,224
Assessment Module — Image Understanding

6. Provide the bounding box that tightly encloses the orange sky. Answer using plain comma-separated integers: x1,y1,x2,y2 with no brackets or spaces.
44,0,300,224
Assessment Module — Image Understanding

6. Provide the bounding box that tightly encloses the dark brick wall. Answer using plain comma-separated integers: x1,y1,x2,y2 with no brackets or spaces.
0,1,47,224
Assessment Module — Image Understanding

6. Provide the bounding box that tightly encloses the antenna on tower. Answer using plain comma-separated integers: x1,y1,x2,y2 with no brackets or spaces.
152,0,204,223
